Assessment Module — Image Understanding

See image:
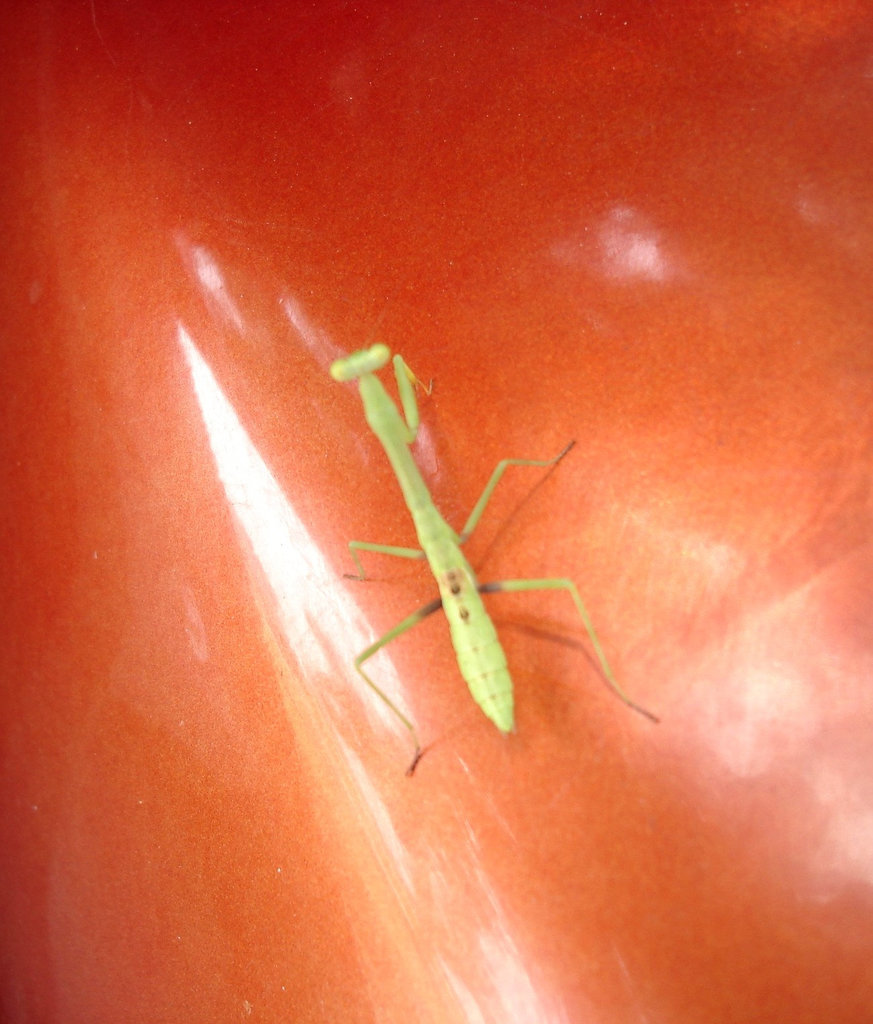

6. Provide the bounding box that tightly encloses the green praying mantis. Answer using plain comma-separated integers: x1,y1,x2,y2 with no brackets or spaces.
330,344,656,774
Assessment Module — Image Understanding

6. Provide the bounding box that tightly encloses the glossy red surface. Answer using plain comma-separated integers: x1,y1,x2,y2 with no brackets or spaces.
3,2,873,1021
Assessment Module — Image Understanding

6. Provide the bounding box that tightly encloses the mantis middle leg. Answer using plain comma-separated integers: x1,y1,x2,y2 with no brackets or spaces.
345,541,426,580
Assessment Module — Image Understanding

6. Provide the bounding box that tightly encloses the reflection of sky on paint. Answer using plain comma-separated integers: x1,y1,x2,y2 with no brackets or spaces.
343,746,416,893
624,490,873,892
623,503,745,618
433,856,572,1024
795,182,832,227
793,180,870,256
685,558,873,891
597,206,670,281
810,758,873,893
628,511,819,788
280,293,343,366
701,661,816,779
181,583,209,663
179,322,566,1023
178,238,246,332
700,633,873,891
178,324,409,728
550,204,676,282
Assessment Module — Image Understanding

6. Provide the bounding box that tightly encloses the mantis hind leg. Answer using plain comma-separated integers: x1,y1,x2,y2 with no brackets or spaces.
459,441,576,543
478,578,658,723
353,595,443,774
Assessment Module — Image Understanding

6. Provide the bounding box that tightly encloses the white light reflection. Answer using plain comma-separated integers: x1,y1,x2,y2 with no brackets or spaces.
187,243,246,333
810,760,873,892
550,204,676,283
181,583,209,663
344,746,415,893
597,205,671,281
436,868,571,1024
279,294,343,367
700,662,816,779
177,324,413,740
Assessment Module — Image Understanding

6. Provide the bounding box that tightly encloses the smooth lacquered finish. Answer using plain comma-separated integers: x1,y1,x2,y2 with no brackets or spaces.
3,3,873,1022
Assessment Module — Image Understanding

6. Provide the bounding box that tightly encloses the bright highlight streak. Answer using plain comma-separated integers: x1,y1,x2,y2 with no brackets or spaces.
177,324,412,735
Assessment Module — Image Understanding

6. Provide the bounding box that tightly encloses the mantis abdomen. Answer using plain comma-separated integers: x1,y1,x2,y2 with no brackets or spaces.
436,562,514,735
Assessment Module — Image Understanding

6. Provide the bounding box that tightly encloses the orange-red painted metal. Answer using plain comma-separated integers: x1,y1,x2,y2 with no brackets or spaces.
3,3,873,1022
